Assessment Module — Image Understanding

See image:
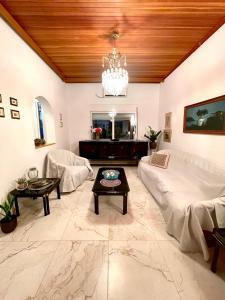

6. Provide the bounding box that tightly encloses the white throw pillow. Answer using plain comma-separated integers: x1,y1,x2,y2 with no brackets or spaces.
150,153,170,169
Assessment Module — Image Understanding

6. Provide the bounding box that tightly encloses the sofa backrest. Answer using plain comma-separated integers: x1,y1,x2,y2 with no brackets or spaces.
158,149,225,198
48,149,75,166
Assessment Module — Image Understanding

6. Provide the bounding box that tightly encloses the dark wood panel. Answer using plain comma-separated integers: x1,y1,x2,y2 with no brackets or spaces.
1,1,225,83
79,140,148,163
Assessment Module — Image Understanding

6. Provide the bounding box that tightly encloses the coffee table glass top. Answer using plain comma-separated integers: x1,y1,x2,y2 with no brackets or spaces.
92,167,130,194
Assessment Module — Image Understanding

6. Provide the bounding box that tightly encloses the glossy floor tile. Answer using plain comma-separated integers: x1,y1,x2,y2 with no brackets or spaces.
35,241,108,300
108,240,180,300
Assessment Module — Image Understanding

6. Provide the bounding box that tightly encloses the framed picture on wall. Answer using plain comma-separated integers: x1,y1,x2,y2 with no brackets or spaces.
165,112,172,129
163,129,172,143
183,94,225,134
0,94,2,103
10,97,18,106
11,109,20,119
0,107,5,118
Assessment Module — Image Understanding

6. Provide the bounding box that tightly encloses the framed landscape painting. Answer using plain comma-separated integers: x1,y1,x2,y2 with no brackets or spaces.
183,95,225,135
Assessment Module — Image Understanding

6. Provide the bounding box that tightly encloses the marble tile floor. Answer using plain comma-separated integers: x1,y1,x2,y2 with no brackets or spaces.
0,167,225,299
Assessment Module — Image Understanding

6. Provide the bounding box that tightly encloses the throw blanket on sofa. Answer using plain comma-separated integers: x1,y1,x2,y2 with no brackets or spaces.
46,149,94,193
138,149,225,260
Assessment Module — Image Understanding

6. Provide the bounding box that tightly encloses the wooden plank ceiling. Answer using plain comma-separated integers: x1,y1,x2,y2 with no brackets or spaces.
0,1,225,83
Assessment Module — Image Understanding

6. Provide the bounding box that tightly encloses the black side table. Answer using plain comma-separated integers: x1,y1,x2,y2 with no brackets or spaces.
211,228,225,273
10,178,61,216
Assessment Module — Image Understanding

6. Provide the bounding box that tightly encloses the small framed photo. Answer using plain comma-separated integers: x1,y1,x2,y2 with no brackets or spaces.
165,112,172,129
10,97,18,106
163,129,172,143
0,107,5,118
0,94,2,103
11,109,20,119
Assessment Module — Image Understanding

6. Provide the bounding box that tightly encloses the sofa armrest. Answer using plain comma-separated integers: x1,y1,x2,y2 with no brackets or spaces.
140,155,150,163
73,155,89,166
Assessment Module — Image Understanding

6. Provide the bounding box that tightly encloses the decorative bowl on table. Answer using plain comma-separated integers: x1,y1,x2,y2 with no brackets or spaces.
102,169,119,180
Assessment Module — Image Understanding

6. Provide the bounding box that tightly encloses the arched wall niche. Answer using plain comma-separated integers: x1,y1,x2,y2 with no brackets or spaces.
32,96,56,146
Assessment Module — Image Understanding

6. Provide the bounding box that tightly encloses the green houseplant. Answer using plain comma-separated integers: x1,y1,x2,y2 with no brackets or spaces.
0,194,17,233
144,126,161,149
16,177,28,190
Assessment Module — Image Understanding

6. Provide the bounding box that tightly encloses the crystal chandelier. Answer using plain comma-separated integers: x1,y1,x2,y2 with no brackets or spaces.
102,31,128,96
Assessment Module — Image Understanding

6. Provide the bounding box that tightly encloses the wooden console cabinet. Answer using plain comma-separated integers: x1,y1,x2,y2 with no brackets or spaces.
79,140,148,164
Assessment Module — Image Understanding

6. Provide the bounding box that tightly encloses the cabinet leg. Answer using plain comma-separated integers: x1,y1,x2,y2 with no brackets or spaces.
123,194,127,215
211,244,220,273
94,194,99,215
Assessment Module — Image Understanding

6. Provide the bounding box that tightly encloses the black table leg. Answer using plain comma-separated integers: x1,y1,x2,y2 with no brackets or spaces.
211,244,220,273
14,196,20,216
94,193,99,215
56,184,61,199
42,196,48,216
123,193,127,215
45,195,50,215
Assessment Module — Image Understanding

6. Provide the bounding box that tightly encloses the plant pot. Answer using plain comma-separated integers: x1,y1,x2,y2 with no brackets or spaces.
16,182,28,191
0,215,17,233
149,141,157,149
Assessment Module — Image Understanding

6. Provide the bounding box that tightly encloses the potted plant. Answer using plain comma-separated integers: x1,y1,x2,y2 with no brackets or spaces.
144,126,161,149
34,138,46,146
16,177,28,190
0,194,17,233
92,127,102,140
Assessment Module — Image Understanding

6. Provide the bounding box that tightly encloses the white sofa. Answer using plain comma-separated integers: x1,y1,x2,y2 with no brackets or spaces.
138,149,225,260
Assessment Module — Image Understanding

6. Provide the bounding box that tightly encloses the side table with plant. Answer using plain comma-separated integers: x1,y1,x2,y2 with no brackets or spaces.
0,194,17,233
144,126,161,150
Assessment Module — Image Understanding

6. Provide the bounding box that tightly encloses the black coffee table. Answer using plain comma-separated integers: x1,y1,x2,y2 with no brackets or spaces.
10,178,60,216
92,167,130,215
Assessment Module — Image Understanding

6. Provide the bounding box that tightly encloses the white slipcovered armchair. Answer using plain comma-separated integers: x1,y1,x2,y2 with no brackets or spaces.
46,149,94,193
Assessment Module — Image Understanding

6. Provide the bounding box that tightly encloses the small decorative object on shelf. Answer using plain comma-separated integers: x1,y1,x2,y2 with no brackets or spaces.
144,126,161,150
28,167,38,182
16,177,28,190
102,169,120,180
34,138,46,146
92,127,102,140
0,194,17,233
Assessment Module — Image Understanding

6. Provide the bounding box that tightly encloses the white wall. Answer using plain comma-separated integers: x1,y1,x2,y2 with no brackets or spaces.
159,24,225,165
0,18,69,200
65,83,160,153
